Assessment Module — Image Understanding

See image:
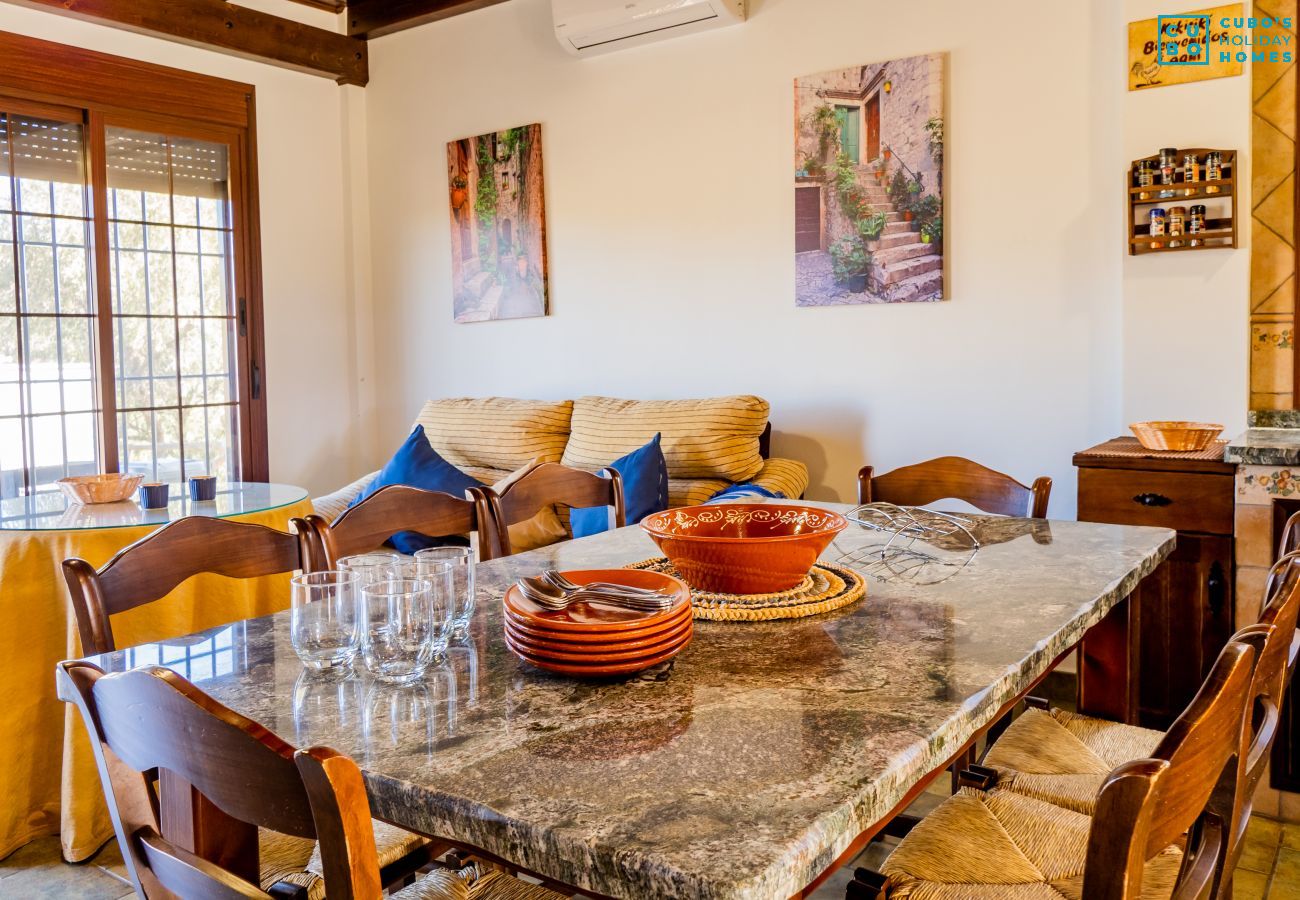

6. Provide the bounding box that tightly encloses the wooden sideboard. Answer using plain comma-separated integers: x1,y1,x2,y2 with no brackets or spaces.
1075,438,1235,729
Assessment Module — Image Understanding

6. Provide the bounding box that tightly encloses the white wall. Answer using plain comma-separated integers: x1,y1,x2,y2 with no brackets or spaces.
0,2,373,495
1122,0,1251,434
364,0,1158,515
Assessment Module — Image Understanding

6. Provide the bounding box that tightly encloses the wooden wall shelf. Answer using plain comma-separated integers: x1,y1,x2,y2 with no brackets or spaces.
1128,148,1237,256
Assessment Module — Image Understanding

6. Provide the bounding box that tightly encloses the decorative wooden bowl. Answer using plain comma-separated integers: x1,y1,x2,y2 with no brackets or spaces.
57,473,145,505
1129,421,1224,452
640,503,847,595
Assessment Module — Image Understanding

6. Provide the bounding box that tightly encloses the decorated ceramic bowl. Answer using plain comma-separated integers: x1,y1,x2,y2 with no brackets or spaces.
640,503,848,595
57,473,145,505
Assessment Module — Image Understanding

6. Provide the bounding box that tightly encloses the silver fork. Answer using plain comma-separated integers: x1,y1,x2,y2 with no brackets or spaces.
517,577,674,612
542,569,667,597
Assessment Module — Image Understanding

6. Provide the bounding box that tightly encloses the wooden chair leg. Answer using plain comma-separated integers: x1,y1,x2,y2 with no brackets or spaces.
878,814,920,840
847,868,891,900
949,745,976,793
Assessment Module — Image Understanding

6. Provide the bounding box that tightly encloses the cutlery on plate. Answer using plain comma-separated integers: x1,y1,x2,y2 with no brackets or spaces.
541,570,667,597
517,577,674,612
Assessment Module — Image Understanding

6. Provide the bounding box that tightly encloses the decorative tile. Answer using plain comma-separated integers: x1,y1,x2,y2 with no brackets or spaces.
1257,173,1297,246
1251,225,1294,309
1256,61,1297,138
1237,503,1276,568
1253,114,1294,204
1251,324,1295,394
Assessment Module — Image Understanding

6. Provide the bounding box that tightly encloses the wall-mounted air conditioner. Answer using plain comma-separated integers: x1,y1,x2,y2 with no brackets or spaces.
553,0,746,57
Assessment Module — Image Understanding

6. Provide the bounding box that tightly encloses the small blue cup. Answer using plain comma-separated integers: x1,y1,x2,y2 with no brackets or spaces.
189,475,217,502
139,482,169,509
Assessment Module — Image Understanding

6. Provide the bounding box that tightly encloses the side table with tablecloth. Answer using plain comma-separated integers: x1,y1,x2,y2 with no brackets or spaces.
0,483,312,862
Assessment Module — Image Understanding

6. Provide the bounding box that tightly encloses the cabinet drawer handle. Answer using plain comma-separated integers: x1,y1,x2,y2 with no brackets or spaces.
1132,492,1172,507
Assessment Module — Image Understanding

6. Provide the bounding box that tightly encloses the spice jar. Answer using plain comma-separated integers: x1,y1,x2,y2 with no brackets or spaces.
1182,153,1199,196
1168,206,1186,247
1189,204,1207,246
1205,151,1222,193
1158,147,1178,197
1149,207,1167,248
1136,160,1155,199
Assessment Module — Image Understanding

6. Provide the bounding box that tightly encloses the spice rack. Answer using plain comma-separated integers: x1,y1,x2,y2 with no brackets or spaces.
1128,148,1237,256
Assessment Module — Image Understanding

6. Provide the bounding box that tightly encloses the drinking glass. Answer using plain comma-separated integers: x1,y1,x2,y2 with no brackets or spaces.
359,578,449,684
338,551,400,586
290,571,361,671
414,546,474,638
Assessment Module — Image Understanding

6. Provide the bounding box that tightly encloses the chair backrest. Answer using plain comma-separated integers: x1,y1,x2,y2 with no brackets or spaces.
1083,638,1256,900
1217,554,1300,880
55,661,384,900
300,483,500,570
63,516,306,655
857,456,1052,518
487,462,625,557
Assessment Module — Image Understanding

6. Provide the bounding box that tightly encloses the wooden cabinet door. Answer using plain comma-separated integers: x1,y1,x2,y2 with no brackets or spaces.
1135,532,1233,729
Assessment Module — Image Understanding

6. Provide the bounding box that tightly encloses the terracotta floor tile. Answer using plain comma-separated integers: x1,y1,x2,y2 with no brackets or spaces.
1237,868,1272,900
1269,849,1300,899
1283,822,1300,851
1242,834,1284,874
0,837,133,900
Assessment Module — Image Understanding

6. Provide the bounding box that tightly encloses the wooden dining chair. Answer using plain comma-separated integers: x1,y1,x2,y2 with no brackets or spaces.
848,636,1257,899
953,552,1300,899
484,462,624,557
62,516,310,656
298,484,501,571
857,456,1052,518
56,661,563,900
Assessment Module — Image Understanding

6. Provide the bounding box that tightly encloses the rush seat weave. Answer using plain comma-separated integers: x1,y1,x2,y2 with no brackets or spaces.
880,787,1181,899
979,707,1164,815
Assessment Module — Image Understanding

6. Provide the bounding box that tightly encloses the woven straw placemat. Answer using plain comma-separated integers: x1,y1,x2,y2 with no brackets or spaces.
1080,437,1228,461
625,558,866,621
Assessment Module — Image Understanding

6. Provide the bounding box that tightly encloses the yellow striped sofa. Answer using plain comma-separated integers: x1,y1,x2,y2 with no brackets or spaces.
313,396,810,550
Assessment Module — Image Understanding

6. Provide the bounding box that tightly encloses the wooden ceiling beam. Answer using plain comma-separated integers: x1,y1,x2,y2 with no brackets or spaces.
284,0,346,12
346,0,510,39
4,0,368,85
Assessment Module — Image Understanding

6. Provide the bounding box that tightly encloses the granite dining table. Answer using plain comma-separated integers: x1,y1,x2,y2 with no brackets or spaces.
74,503,1174,899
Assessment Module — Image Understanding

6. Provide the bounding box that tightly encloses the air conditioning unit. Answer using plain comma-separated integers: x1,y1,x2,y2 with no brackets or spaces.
553,0,746,57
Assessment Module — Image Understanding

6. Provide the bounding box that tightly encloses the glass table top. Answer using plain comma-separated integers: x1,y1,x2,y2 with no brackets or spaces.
0,482,309,532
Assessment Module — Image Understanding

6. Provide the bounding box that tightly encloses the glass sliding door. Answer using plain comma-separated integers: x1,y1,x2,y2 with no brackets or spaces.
0,108,100,497
106,127,240,484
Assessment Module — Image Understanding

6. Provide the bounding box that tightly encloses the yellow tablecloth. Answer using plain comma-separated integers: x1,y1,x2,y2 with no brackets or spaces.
0,496,314,862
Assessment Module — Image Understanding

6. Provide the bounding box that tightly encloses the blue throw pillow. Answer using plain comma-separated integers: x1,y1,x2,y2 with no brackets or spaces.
705,482,785,504
345,425,483,554
571,433,669,538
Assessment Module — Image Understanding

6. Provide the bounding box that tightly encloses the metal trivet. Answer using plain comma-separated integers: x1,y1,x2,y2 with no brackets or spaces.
836,502,980,585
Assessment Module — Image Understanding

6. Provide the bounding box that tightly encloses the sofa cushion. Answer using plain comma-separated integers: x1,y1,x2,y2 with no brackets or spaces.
562,396,769,482
572,434,669,538
750,457,810,500
348,426,480,554
413,398,573,473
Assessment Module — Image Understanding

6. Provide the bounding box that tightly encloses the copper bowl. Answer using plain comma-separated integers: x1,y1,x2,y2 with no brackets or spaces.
640,503,847,595
57,473,145,505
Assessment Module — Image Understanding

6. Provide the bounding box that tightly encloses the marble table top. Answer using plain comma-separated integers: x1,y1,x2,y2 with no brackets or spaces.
84,505,1173,899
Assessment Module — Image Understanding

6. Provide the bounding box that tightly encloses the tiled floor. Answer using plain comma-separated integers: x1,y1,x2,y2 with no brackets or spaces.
7,806,1295,899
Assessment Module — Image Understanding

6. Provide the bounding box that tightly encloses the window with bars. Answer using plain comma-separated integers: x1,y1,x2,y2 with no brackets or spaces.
0,51,265,500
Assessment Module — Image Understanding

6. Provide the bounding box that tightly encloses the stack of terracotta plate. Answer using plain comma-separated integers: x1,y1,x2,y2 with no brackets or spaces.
503,569,693,677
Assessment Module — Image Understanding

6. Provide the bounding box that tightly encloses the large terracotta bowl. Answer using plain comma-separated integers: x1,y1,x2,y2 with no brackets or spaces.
640,503,847,595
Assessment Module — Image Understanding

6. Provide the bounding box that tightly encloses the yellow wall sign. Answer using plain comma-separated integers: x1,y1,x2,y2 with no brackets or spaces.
1128,4,1244,91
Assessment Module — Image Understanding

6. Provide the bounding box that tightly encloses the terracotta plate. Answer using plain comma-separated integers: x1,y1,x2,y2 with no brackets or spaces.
502,569,690,632
505,632,690,677
503,599,692,644
504,618,693,662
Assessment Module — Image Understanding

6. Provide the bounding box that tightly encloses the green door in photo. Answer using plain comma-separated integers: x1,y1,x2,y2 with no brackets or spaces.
835,105,860,163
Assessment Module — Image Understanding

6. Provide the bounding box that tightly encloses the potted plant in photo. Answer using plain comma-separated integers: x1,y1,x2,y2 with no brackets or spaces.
450,175,469,210
856,209,888,243
803,153,825,180
904,178,922,227
923,214,943,251
831,237,872,293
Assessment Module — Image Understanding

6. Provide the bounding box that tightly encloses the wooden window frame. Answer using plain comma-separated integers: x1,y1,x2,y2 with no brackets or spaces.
0,30,269,482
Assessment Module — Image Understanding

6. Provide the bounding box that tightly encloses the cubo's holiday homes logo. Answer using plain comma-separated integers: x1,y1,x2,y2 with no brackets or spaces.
1155,13,1217,65
1215,12,1294,63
